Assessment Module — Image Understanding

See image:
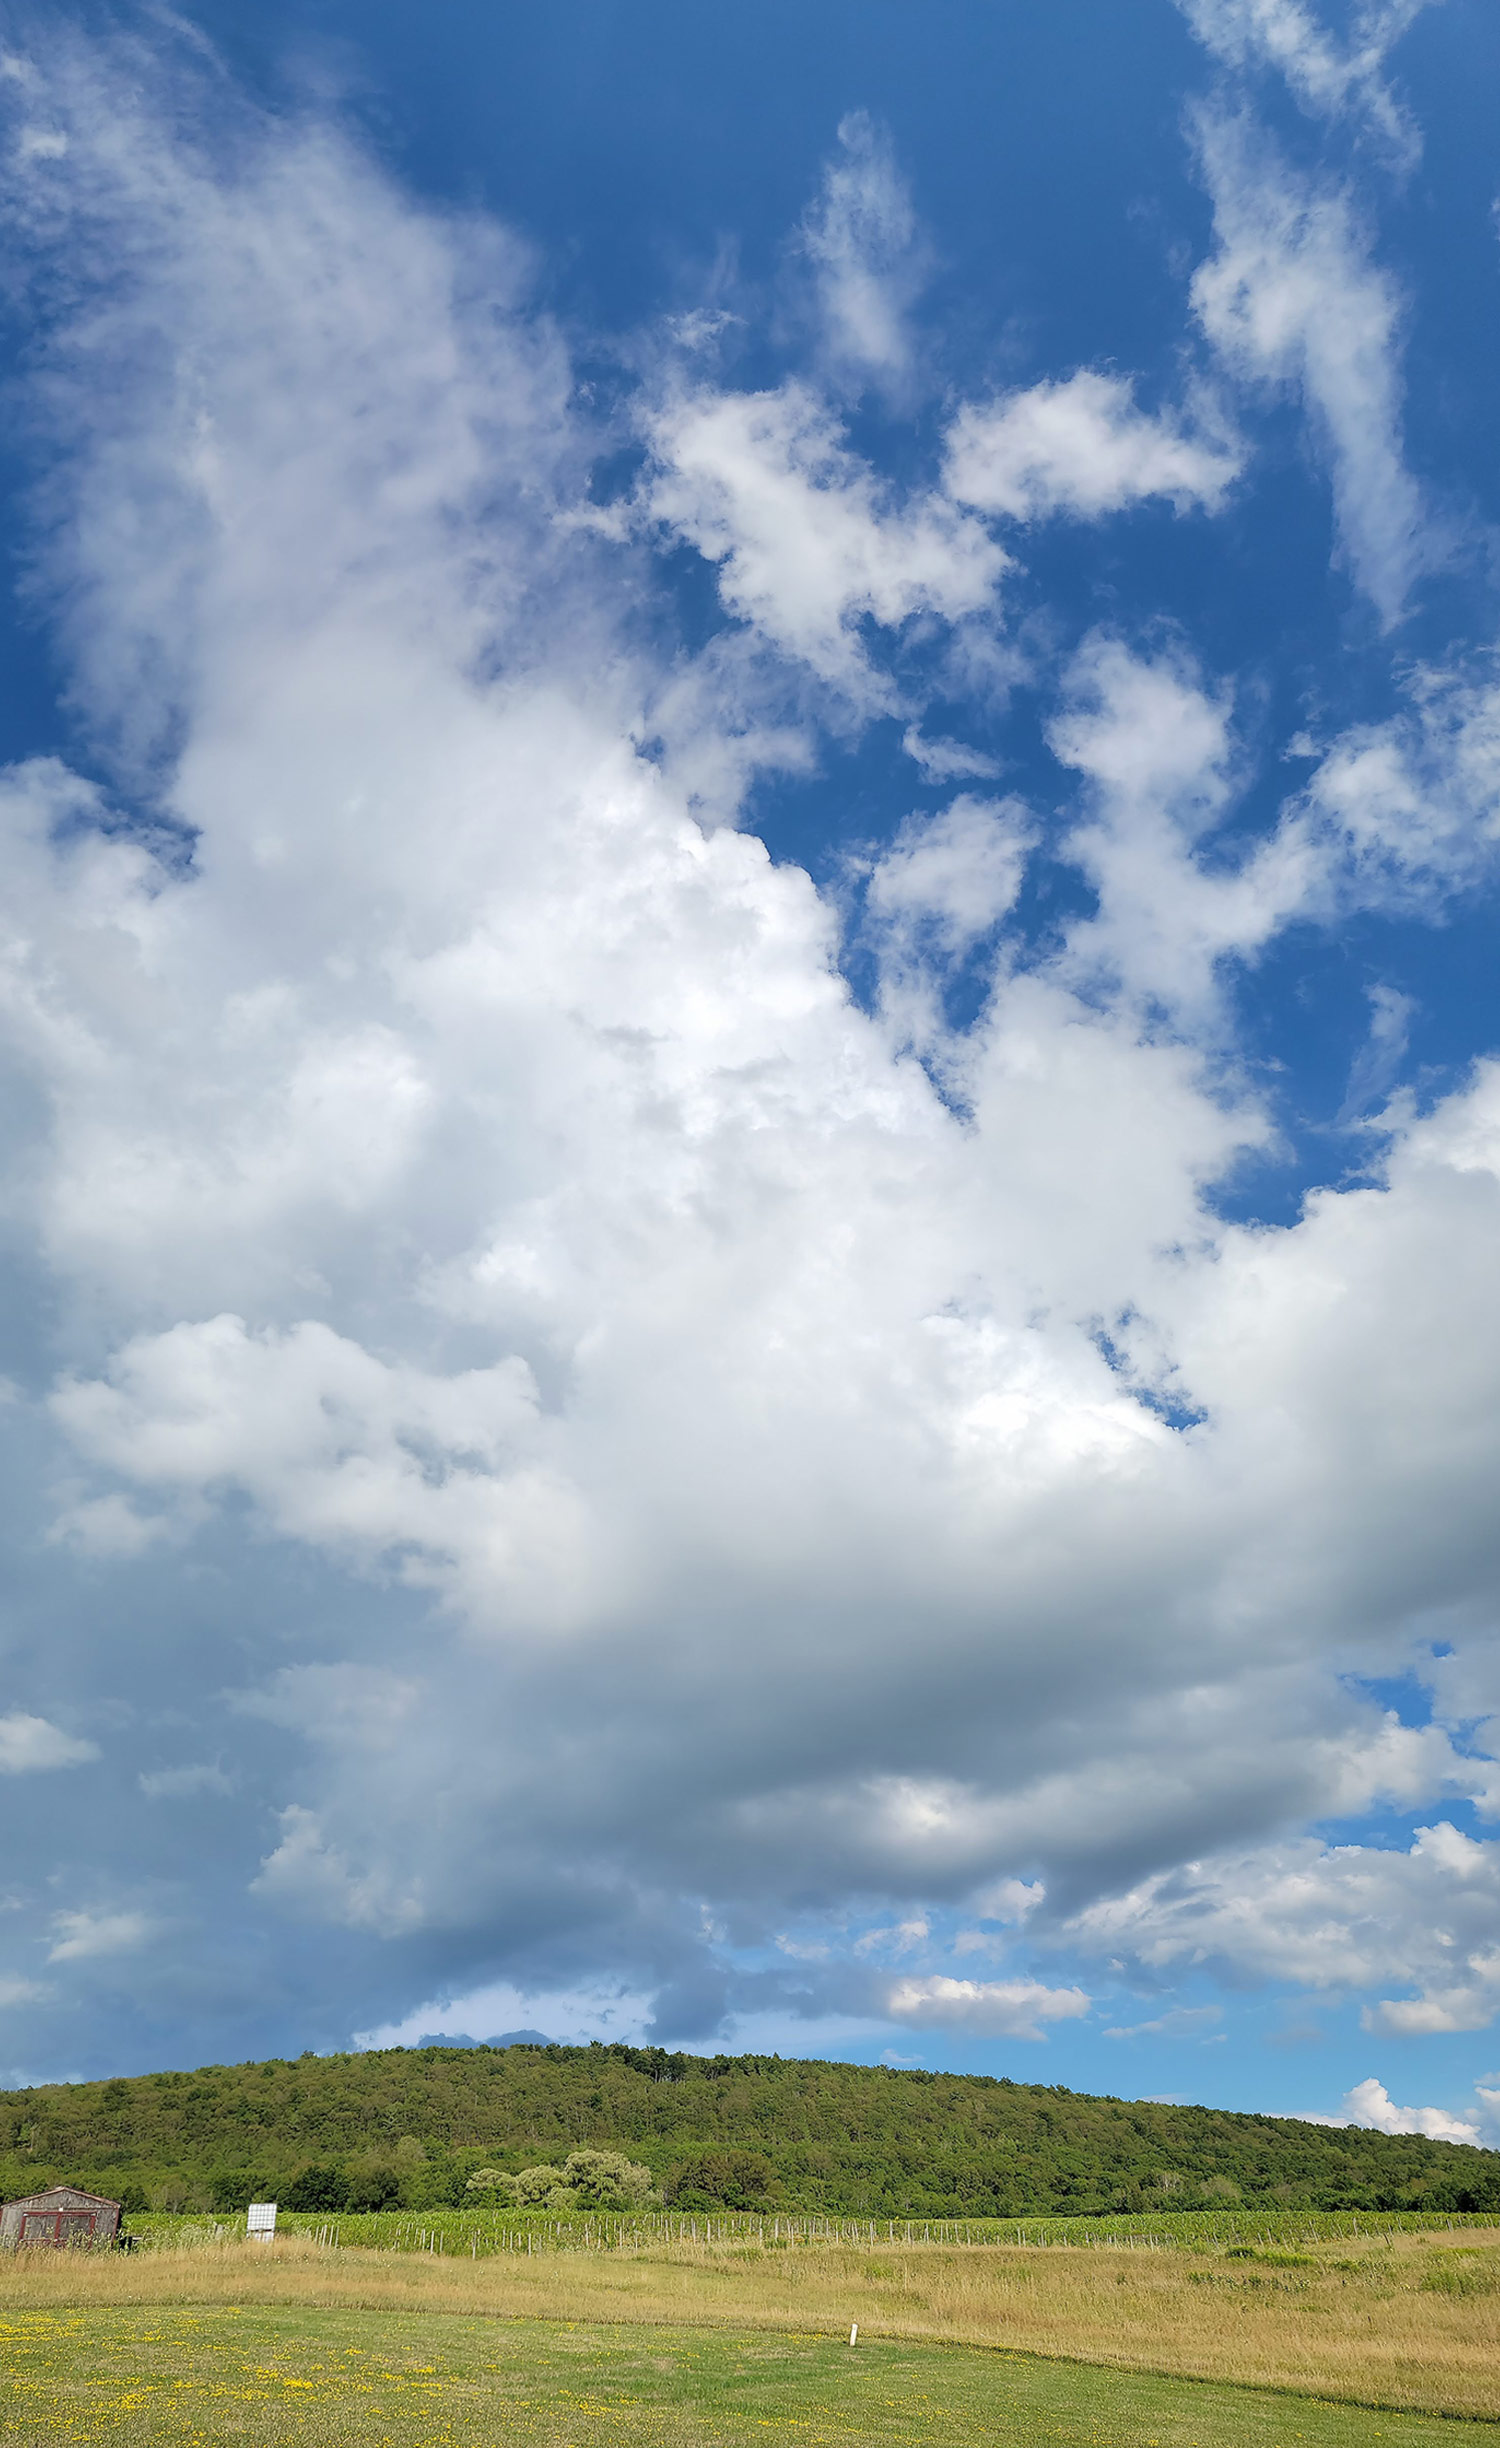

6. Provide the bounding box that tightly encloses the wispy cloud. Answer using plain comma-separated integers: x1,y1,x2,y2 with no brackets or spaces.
1191,112,1425,623
138,1762,233,1800
1177,0,1430,164
1105,2005,1224,2039
48,1909,151,1962
1338,982,1414,1121
798,111,929,395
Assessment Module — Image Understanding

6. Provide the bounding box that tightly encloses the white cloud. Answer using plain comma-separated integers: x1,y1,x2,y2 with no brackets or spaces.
900,728,1002,785
0,26,1498,2072
0,1976,50,2007
238,1666,423,1753
358,1977,655,2052
646,381,1005,703
1299,666,1500,898
252,1805,424,1936
886,1974,1091,2039
798,112,928,393
963,1877,1045,1927
1367,1993,1498,2038
853,1917,929,1958
47,1909,150,1962
1070,1819,1500,2030
0,1713,98,1773
1049,635,1323,1021
16,125,67,164
945,371,1239,523
52,1317,586,1624
865,795,1033,960
1335,2076,1480,2145
1338,983,1414,1122
1191,113,1424,622
1050,631,1500,1025
1177,0,1429,162
50,1489,173,1559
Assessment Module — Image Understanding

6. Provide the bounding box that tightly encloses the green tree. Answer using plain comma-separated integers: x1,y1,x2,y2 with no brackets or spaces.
506,2162,569,2206
667,2150,778,2209
558,2149,658,2209
285,2164,350,2212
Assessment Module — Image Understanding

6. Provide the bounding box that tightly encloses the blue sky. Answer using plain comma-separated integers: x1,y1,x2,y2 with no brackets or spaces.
0,0,1499,2156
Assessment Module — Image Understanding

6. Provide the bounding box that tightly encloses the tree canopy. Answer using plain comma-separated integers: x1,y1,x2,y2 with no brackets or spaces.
1,2042,1494,2219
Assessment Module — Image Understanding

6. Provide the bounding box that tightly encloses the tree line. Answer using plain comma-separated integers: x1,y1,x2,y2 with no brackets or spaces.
1,2041,1495,2218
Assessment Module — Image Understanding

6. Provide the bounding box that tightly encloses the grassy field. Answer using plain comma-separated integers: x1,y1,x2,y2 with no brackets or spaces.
4,2219,1500,2434
2,2299,1498,2448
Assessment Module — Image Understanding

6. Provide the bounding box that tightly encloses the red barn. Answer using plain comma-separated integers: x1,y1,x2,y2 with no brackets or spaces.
0,2184,122,2248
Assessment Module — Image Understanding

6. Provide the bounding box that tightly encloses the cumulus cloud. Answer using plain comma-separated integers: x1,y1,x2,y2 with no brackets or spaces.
1191,112,1424,622
1071,1819,1500,2032
0,1713,98,1772
1049,634,1323,1021
645,380,1005,704
886,1975,1091,2040
253,1805,425,1937
1299,664,1500,899
865,795,1033,960
963,1879,1045,1928
944,371,1239,523
1332,2075,1480,2145
0,22,1494,2077
360,1979,655,2054
52,1316,580,1621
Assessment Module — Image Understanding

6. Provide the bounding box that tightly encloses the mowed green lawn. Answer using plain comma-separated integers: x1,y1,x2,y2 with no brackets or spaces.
2,2305,1496,2448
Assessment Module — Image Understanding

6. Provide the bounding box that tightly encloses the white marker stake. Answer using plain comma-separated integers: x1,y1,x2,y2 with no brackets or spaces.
849,2323,858,2346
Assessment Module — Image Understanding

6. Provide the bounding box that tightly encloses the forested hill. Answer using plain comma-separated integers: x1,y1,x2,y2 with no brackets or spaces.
2,2042,1496,2219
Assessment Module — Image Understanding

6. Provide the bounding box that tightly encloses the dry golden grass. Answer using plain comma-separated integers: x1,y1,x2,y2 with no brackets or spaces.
5,2223,1500,2421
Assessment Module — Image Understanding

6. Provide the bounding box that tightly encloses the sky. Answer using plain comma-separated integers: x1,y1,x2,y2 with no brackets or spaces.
0,0,1498,2152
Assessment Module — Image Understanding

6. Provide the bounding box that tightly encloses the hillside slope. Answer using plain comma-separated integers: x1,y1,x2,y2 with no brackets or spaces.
2,2042,1496,2217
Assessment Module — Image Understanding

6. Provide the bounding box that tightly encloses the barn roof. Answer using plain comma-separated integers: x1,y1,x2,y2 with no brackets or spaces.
2,2184,121,2212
